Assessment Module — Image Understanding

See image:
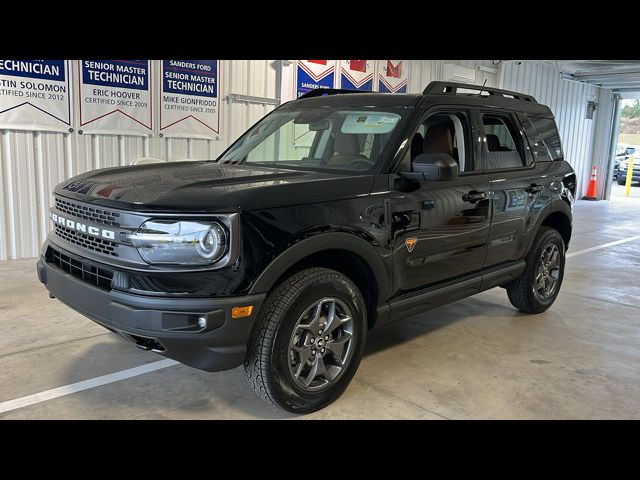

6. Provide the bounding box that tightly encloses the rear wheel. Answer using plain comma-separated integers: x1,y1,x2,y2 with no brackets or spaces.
244,267,367,413
617,177,626,185
506,227,565,314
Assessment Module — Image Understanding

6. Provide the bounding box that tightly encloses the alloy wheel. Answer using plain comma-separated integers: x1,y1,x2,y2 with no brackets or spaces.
288,297,355,391
534,243,561,301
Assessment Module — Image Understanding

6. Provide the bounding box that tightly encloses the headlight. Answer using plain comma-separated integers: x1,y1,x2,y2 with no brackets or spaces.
127,220,227,265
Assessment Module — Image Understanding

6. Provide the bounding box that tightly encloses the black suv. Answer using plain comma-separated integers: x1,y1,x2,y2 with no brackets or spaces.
37,82,575,413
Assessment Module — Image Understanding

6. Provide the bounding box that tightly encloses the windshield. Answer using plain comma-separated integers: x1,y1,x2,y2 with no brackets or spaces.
218,106,411,173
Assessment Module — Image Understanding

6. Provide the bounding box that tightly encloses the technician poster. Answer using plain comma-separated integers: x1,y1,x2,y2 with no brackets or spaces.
339,60,374,91
78,60,152,136
160,60,220,139
0,60,71,132
377,60,409,93
296,60,336,98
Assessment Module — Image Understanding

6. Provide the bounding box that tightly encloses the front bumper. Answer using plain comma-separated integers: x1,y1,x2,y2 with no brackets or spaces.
37,249,265,372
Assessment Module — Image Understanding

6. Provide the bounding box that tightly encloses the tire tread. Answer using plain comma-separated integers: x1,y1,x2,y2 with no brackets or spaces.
506,226,565,314
244,267,361,411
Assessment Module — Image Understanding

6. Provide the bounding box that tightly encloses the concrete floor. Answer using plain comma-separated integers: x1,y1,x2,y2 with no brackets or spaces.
611,181,640,199
1,196,640,419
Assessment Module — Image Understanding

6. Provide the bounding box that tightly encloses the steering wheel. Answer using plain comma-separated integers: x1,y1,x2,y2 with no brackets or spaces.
348,158,375,170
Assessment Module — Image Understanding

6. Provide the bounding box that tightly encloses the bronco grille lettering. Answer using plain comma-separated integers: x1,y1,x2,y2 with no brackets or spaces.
50,212,116,240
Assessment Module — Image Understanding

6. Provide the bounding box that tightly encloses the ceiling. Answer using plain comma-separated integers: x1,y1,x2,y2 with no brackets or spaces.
553,61,640,94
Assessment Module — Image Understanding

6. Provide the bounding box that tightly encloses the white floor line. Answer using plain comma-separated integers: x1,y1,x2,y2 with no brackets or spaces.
567,235,640,258
0,359,178,415
3,234,640,416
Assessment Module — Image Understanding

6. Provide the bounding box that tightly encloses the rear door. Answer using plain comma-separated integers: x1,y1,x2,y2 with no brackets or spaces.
480,111,551,267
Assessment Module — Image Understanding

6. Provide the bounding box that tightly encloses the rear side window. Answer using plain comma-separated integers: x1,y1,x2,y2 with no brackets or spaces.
531,116,563,161
521,115,563,161
519,114,551,162
482,113,525,170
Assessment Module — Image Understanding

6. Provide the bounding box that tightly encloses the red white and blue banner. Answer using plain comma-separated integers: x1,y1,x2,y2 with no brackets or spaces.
295,60,336,98
0,60,72,132
339,60,374,91
160,60,220,139
377,60,409,93
78,60,152,136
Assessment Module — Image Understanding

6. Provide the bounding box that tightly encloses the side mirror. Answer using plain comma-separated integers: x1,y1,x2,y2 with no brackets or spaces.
399,153,458,182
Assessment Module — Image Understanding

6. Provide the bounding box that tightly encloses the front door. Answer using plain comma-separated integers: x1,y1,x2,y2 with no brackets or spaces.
389,109,491,297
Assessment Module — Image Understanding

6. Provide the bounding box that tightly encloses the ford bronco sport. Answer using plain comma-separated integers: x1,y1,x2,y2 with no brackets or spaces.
37,81,575,413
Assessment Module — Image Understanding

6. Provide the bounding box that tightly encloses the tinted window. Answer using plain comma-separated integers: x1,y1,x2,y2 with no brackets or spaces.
519,114,552,162
530,116,563,161
400,111,475,173
482,114,525,170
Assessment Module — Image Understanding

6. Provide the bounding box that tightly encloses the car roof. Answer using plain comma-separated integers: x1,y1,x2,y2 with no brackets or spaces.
283,82,555,118
284,93,423,108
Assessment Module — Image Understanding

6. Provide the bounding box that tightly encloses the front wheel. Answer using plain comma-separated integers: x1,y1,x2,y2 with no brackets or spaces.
244,268,367,413
505,226,566,314
617,177,626,185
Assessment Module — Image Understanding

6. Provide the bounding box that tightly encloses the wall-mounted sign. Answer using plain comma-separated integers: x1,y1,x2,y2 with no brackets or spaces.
295,60,335,98
78,60,152,136
339,60,374,91
160,60,220,139
377,60,409,93
0,60,71,132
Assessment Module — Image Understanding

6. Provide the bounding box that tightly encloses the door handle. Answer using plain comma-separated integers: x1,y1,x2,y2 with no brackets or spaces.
462,191,487,203
525,184,544,194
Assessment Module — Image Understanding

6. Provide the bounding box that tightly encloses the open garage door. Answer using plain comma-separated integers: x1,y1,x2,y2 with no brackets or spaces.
561,61,640,201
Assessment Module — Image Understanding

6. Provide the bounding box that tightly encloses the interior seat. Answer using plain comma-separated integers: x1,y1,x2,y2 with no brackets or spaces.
423,124,453,156
326,132,366,166
486,134,511,152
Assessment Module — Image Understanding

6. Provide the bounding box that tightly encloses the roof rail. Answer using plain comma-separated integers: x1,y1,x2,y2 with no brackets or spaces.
423,81,537,103
297,88,367,99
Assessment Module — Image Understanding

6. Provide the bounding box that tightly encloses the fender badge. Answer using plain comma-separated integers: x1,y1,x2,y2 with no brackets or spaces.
405,238,417,253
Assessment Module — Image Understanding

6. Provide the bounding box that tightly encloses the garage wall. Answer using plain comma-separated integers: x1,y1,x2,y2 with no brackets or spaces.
498,61,611,199
0,60,279,261
591,87,617,200
408,60,498,92
1,59,497,260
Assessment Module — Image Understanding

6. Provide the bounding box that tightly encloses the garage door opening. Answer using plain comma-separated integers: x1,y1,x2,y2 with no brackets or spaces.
612,98,640,200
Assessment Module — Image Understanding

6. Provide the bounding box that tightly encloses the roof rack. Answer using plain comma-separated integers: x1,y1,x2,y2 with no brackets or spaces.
297,88,367,99
423,81,537,103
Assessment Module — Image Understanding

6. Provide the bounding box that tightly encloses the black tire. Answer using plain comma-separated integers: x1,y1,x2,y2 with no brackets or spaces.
617,177,626,185
244,267,367,414
505,226,566,314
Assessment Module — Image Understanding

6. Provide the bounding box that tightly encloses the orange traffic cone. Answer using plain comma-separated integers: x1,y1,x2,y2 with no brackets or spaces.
582,166,599,200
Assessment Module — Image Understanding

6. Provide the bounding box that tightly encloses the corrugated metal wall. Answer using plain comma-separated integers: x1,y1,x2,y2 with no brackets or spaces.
498,61,613,199
408,60,498,92
0,59,508,260
591,86,617,200
0,60,279,260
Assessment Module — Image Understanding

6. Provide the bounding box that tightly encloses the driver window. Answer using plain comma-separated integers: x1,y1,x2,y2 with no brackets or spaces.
402,111,474,173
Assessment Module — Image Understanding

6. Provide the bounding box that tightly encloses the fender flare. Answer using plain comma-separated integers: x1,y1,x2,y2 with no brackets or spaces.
249,232,391,304
526,200,573,253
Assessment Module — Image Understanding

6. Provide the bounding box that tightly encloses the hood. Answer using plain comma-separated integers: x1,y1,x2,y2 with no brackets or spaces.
54,161,374,212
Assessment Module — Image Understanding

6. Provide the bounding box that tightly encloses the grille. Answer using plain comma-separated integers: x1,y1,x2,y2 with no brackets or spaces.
55,197,120,227
54,224,119,256
46,247,113,290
